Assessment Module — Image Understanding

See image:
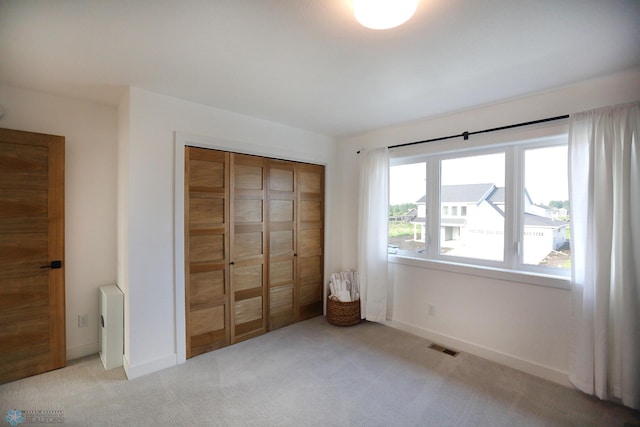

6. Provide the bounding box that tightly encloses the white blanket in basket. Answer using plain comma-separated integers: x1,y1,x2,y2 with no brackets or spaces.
328,270,359,302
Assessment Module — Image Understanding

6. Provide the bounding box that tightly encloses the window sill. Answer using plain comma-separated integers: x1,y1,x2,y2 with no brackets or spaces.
388,255,571,290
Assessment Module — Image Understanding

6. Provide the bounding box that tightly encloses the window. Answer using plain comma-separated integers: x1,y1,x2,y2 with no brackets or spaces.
388,162,426,254
440,152,505,262
522,145,570,272
388,133,570,278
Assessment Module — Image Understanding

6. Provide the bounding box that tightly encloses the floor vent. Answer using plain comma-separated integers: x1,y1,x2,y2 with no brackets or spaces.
428,343,459,357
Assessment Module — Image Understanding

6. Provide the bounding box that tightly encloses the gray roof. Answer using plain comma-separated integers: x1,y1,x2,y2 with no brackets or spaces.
413,217,467,226
442,218,467,227
413,212,566,228
417,183,495,204
487,187,534,205
487,187,505,203
419,185,537,205
524,213,568,228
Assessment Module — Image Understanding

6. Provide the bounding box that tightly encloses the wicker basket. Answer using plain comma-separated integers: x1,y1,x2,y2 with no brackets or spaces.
326,297,361,326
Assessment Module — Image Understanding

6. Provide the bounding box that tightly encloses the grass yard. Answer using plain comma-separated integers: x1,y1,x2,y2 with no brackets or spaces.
388,222,414,238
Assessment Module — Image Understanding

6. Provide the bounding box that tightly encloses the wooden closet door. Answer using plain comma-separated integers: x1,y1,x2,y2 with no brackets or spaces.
296,163,324,321
266,160,297,330
230,154,267,343
185,147,230,358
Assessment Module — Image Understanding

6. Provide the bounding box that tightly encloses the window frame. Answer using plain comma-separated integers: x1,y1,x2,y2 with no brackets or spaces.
388,123,571,287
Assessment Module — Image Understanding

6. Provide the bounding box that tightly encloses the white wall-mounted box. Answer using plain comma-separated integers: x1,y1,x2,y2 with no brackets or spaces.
99,284,123,370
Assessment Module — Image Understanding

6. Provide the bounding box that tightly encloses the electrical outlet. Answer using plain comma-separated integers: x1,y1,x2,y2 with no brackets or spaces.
427,304,435,316
78,313,89,328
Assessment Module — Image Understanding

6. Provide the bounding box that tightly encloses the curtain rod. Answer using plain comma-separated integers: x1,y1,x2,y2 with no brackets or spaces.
357,114,569,154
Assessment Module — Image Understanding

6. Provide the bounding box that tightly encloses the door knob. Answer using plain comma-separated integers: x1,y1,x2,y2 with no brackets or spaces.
40,260,62,269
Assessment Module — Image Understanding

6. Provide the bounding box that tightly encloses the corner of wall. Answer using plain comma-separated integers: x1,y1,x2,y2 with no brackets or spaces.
122,353,176,380
67,342,100,361
117,88,131,367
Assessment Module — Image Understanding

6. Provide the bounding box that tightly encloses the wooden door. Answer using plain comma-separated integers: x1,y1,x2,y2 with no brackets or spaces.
266,160,297,330
185,147,230,358
229,154,267,343
296,163,324,321
0,128,65,384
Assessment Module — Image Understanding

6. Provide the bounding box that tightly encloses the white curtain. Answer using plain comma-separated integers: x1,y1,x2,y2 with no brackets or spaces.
357,147,389,322
568,101,640,410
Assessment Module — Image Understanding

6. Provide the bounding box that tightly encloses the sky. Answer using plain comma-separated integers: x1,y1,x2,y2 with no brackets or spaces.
524,145,568,205
390,146,568,206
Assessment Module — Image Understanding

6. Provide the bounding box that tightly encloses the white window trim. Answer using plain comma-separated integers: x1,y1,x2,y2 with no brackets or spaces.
389,255,570,290
389,121,571,289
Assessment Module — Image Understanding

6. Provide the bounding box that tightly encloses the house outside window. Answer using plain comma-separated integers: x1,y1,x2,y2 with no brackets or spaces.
388,131,570,278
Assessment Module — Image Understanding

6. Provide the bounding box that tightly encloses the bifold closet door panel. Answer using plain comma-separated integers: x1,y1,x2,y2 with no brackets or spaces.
230,153,267,343
267,160,297,331
296,163,324,321
185,147,230,358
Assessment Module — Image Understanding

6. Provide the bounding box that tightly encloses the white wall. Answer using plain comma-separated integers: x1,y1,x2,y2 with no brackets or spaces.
119,87,337,379
337,69,640,385
0,85,118,360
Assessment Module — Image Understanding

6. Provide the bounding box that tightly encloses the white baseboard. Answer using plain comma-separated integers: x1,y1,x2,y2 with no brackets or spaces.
66,342,99,361
386,319,573,388
122,353,177,380
123,354,130,378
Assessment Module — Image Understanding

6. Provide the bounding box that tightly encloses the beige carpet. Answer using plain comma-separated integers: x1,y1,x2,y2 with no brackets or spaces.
1,317,639,426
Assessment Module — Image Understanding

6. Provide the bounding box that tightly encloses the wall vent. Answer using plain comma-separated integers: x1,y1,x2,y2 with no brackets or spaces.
428,343,459,357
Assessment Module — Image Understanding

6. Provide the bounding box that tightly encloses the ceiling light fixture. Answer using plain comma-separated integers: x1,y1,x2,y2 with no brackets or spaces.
354,0,419,30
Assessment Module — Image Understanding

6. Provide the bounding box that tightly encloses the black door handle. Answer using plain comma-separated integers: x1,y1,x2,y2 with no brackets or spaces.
40,260,62,269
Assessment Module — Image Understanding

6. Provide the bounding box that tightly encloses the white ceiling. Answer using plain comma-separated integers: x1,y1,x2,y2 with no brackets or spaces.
1,0,639,137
